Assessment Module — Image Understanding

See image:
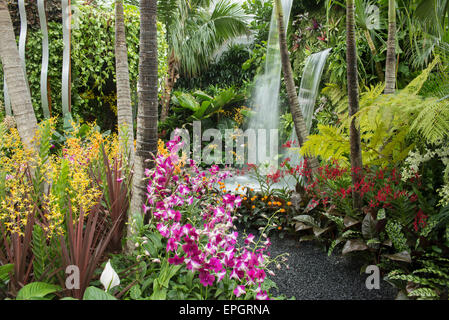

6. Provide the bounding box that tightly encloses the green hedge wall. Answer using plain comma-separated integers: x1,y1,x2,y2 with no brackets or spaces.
0,4,168,132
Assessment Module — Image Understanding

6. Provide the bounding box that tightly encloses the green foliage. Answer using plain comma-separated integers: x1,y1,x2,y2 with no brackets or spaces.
83,286,117,300
31,225,48,282
15,282,61,300
159,0,249,78
0,4,168,132
301,59,448,167
172,87,246,120
385,220,410,252
0,264,13,283
386,253,449,299
242,0,273,45
176,44,255,90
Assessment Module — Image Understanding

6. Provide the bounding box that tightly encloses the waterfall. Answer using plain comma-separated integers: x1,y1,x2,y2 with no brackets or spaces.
285,48,332,167
247,0,293,168
224,2,330,191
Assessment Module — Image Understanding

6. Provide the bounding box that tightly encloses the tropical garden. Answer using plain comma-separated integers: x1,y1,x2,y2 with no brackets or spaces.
0,0,448,301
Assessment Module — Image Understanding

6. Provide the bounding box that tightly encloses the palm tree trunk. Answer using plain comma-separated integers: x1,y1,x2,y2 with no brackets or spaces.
115,0,134,161
160,49,178,122
346,0,363,210
384,0,396,94
0,0,37,150
127,0,158,252
364,29,384,82
274,0,319,175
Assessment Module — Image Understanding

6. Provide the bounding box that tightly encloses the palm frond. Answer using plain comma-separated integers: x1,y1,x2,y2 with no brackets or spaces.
170,0,250,77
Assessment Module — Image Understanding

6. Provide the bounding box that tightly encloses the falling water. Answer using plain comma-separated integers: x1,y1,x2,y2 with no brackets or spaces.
285,48,332,167
247,0,293,167
224,2,330,191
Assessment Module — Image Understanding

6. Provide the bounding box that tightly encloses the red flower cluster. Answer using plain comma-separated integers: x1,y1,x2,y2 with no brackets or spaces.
413,209,428,232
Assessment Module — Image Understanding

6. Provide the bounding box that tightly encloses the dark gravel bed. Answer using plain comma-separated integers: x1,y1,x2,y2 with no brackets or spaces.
237,226,398,300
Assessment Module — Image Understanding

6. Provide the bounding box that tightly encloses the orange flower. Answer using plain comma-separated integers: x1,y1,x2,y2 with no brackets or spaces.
243,197,247,201
268,202,272,205
252,205,255,209
277,226,282,230
280,208,286,213
287,201,292,206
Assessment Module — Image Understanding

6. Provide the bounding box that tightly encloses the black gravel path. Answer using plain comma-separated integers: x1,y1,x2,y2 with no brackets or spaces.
238,227,398,300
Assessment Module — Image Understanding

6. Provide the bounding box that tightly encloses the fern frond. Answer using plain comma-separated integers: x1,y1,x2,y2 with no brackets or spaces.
321,83,348,115
410,99,449,143
403,56,440,95
300,124,350,165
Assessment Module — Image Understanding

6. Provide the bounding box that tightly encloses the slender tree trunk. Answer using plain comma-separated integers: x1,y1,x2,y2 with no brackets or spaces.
346,0,363,210
115,0,134,161
0,0,37,150
274,0,319,175
364,29,384,82
160,49,179,122
384,0,396,94
127,0,158,252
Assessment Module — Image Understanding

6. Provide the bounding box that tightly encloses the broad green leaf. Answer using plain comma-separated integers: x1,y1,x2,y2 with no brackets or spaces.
83,286,117,300
193,90,213,102
173,92,200,111
16,282,61,300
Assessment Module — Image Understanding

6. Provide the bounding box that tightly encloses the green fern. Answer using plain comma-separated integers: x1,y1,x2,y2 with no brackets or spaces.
321,83,348,114
301,124,350,164
302,57,446,167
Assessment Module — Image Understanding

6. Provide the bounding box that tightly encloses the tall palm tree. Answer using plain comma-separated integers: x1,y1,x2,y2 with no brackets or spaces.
0,0,37,150
384,0,397,94
115,0,134,160
274,0,319,175
346,0,363,210
128,0,159,252
158,0,249,122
